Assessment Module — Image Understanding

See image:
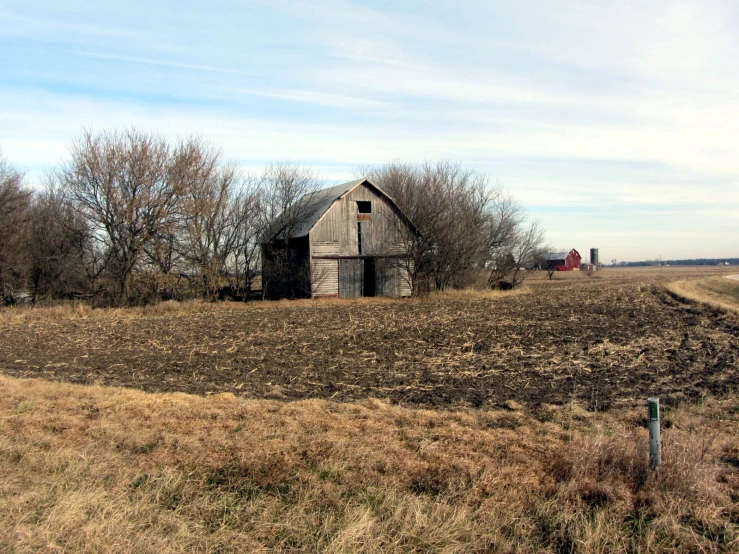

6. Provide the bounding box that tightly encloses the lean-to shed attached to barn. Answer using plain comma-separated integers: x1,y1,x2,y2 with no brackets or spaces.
262,178,416,299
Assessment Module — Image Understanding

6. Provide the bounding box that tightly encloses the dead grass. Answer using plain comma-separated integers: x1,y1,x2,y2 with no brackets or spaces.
427,286,531,301
5,265,730,325
0,299,227,325
666,277,739,315
0,287,528,326
699,277,739,304
528,265,738,283
1,375,737,553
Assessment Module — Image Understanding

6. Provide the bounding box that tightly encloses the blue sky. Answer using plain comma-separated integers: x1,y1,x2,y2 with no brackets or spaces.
1,0,737,262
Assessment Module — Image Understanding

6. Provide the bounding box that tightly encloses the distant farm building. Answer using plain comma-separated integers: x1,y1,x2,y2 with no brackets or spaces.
541,249,582,271
262,179,415,299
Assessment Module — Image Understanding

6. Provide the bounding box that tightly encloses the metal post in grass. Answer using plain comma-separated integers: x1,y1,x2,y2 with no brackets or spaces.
648,397,661,468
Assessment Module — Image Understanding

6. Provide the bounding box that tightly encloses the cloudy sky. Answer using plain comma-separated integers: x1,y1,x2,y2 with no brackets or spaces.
1,0,737,262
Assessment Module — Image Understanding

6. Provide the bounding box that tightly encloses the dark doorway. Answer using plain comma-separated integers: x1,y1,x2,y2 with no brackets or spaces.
363,258,376,297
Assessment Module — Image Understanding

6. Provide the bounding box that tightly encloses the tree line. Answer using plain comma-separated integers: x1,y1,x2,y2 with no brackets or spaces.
1,129,545,306
612,258,738,267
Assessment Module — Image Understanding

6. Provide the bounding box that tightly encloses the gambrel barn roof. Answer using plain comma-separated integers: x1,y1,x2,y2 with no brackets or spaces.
271,178,416,239
289,179,366,238
541,251,570,261
541,250,581,261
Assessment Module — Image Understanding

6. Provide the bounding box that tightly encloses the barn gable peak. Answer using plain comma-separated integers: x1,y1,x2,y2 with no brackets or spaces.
283,178,400,238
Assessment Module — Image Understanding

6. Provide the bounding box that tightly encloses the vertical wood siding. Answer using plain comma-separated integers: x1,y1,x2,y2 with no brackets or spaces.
311,242,339,297
339,259,363,298
311,184,408,256
310,182,414,298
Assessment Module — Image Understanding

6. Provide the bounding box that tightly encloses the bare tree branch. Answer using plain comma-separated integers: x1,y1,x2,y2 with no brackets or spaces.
59,129,185,305
0,148,32,295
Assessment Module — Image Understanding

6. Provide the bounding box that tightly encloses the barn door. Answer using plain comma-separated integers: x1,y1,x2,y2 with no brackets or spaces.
339,259,362,298
363,258,376,297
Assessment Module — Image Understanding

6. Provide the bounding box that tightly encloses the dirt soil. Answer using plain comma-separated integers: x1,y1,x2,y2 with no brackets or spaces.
1,276,738,410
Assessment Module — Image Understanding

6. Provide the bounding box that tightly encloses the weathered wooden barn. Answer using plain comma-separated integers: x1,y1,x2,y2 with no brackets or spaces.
262,178,416,299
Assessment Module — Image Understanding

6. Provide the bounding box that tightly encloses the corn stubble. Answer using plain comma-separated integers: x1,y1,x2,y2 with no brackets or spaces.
1,273,738,410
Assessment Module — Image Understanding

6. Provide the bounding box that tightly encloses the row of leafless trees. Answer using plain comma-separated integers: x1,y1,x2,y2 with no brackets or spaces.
1,130,324,305
365,161,546,293
1,129,546,305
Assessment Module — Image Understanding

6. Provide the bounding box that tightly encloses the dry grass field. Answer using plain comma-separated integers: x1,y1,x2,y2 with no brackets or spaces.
1,266,738,552
2,376,738,553
666,276,739,315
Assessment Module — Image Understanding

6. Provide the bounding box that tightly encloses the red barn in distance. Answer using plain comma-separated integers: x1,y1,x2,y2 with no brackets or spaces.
540,249,582,271
561,249,582,271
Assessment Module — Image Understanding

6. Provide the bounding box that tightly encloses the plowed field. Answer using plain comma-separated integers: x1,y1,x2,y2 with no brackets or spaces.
2,273,738,409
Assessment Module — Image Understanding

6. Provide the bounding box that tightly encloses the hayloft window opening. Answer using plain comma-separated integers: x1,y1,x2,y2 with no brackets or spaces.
357,222,363,255
357,201,371,213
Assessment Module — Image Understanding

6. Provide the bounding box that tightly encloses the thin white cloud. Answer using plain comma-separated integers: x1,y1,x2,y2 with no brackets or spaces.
0,7,145,42
317,61,572,106
77,52,257,76
235,87,387,109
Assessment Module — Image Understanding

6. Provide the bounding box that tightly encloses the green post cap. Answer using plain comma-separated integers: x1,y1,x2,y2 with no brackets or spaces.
647,398,659,421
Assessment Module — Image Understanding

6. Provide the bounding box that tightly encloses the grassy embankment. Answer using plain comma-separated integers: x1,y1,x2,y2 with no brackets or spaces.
666,276,739,315
2,375,738,553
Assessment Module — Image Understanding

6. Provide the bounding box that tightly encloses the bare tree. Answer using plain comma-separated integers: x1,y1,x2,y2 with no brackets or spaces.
423,163,494,290
172,141,245,299
256,163,323,242
484,193,521,262
256,163,323,299
362,162,430,294
59,129,185,305
485,194,546,288
28,182,89,298
230,180,262,298
366,161,499,293
0,148,32,295
366,161,547,293
505,219,546,288
530,244,557,280
74,225,111,305
0,149,27,218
